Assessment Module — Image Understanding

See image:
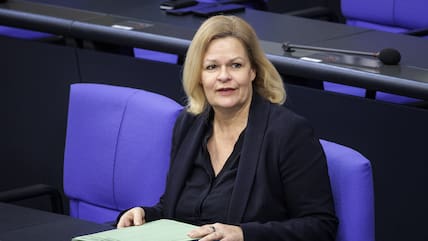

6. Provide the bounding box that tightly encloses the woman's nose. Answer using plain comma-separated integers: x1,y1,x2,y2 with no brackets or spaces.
217,66,231,82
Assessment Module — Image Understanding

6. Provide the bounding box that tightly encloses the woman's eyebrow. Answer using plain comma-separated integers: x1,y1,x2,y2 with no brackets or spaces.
204,56,245,63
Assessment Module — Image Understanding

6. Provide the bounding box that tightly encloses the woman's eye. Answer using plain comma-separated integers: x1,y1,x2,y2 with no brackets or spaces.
205,64,217,70
232,63,242,68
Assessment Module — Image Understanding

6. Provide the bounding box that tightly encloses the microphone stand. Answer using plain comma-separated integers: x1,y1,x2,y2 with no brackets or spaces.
282,42,379,57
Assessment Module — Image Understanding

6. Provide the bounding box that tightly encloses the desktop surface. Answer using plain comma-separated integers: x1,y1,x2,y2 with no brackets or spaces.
3,0,427,100
23,0,368,43
0,202,112,241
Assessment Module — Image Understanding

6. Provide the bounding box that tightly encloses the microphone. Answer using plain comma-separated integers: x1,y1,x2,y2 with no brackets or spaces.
282,42,401,65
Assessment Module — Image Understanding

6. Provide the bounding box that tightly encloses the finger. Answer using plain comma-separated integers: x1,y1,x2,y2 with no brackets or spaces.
117,216,130,228
133,210,144,226
117,208,144,228
117,220,125,228
198,231,222,241
188,225,215,238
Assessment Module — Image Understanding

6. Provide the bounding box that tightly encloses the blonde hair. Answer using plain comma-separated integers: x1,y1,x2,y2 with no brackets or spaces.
182,15,286,115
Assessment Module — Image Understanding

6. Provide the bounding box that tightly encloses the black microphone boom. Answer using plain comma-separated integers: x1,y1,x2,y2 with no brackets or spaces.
282,42,401,65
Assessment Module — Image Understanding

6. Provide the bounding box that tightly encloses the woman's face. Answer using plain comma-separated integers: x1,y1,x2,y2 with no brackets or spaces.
201,37,256,114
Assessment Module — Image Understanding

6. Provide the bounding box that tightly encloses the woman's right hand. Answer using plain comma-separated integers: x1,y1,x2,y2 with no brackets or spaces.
117,207,146,228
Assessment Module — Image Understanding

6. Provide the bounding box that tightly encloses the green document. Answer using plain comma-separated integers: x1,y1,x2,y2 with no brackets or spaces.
72,219,198,241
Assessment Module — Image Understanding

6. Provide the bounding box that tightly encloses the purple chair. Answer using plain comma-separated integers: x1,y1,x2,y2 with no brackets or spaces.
62,84,375,240
322,82,422,105
342,0,428,36
320,140,375,241
133,48,179,64
324,0,426,104
0,25,56,40
63,83,183,223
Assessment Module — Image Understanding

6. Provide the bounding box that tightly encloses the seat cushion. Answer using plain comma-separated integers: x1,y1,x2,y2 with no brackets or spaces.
68,199,120,224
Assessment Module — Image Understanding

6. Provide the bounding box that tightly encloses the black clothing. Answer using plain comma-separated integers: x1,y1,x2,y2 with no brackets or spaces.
140,93,338,241
175,123,245,225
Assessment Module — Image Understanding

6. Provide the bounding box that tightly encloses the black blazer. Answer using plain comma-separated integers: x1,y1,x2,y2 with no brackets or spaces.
144,93,338,241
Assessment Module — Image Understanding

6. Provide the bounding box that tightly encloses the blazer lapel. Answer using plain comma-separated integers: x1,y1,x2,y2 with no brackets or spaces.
227,94,271,223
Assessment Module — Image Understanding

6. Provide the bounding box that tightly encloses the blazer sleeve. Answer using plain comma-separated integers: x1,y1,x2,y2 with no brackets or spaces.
241,112,338,241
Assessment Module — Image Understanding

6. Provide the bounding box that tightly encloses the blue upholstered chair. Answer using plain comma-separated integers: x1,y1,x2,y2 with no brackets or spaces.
62,84,374,241
321,140,375,241
133,48,179,64
0,25,53,39
342,0,428,37
322,82,421,105
63,83,182,223
324,0,427,104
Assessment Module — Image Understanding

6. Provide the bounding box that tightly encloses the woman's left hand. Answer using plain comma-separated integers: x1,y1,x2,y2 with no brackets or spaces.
187,223,244,241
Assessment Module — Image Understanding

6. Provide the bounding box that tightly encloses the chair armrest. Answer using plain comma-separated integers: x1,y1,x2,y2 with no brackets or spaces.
0,184,64,214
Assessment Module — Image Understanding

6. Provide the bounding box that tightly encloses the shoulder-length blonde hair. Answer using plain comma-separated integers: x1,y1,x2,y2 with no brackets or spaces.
183,15,286,115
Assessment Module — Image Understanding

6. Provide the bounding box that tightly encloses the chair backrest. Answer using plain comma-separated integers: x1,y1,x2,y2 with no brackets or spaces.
0,25,55,39
63,83,183,223
341,0,428,34
62,83,375,234
320,140,375,241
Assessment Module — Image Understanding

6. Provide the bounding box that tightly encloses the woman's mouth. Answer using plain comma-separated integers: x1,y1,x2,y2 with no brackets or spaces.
217,88,236,95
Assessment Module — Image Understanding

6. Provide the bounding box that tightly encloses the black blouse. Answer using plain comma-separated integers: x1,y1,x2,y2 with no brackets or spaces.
174,123,246,226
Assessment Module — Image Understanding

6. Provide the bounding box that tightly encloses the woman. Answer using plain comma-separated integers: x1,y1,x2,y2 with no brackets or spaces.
117,15,338,241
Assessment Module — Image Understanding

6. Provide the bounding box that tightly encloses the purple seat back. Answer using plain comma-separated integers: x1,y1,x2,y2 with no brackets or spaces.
327,0,424,104
342,0,428,33
0,25,53,39
320,140,375,241
63,83,183,223
395,0,428,30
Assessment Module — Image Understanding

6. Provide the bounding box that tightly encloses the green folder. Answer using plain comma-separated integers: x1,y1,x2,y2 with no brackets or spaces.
72,219,198,241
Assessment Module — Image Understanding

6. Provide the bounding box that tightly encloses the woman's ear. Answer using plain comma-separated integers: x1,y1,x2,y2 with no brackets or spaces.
250,68,256,82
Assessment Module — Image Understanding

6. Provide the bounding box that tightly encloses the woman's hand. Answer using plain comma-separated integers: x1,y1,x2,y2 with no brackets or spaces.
116,207,146,228
188,223,244,241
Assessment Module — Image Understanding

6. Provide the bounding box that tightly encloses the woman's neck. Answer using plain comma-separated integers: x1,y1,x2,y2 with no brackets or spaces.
212,104,250,142
208,103,250,176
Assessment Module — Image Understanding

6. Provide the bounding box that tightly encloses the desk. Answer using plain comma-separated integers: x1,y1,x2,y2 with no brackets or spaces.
4,0,428,100
0,0,367,57
0,0,106,35
0,202,112,241
309,30,428,98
